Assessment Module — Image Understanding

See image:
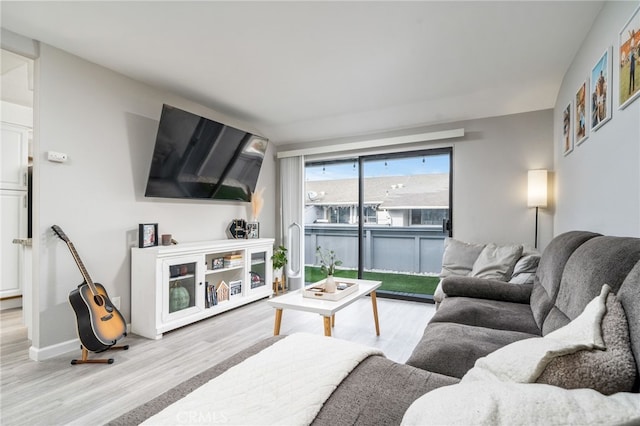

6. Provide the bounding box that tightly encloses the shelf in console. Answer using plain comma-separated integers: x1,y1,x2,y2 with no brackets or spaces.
205,265,244,275
169,273,195,282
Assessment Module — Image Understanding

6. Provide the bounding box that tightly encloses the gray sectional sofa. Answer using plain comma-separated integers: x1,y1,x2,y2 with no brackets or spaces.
406,231,640,384
114,230,640,425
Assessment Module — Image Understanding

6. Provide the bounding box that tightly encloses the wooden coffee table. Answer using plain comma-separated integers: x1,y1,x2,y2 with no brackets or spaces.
267,278,381,337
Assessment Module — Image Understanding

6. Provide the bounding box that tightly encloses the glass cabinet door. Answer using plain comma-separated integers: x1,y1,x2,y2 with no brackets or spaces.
248,247,272,294
249,251,266,289
162,256,202,321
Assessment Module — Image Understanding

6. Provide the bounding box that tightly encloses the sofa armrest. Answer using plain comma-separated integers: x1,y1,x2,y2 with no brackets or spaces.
441,276,532,304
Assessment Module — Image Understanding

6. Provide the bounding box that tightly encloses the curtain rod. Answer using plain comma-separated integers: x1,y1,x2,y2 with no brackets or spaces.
276,128,464,159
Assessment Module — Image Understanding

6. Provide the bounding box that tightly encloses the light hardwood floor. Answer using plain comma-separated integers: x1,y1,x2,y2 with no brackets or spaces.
0,296,435,425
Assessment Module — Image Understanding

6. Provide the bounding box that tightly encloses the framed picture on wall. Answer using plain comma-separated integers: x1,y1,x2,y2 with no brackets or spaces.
562,102,573,156
139,223,158,248
619,5,640,110
590,47,612,131
574,80,589,145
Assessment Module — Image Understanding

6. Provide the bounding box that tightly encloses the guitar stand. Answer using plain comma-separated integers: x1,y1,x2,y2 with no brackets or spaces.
71,344,129,365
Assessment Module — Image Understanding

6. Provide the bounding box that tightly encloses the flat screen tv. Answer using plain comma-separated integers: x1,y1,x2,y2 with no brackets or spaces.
144,104,268,202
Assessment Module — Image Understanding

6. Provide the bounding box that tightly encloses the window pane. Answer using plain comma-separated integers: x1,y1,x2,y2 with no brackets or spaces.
304,160,359,284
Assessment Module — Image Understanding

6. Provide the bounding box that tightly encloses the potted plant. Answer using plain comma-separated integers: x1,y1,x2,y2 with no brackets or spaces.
315,246,342,293
271,245,287,294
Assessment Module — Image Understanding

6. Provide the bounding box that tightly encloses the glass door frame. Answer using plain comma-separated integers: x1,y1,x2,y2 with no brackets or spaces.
305,147,453,287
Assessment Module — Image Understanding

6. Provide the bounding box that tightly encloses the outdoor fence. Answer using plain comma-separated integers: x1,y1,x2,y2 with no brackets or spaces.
305,224,446,275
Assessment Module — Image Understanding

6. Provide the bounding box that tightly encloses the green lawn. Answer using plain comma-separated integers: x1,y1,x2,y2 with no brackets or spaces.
304,266,439,295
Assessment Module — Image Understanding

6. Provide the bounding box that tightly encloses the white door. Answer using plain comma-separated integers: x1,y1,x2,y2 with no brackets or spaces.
1,123,30,307
1,123,29,191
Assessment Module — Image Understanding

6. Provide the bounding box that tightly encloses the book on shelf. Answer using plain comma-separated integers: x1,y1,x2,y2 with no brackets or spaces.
205,281,217,308
223,254,243,268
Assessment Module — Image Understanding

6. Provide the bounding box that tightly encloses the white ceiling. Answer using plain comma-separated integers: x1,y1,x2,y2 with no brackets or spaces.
1,1,604,145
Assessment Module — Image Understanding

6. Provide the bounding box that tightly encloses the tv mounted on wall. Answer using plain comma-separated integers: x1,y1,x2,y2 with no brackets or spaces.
144,104,268,202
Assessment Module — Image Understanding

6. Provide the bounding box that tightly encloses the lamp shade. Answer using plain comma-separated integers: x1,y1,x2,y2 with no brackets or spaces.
528,170,548,208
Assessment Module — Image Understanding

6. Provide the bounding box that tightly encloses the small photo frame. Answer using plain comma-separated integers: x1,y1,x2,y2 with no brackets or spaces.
139,223,158,248
574,79,589,145
212,257,224,270
619,5,640,110
246,222,259,239
229,280,243,299
590,47,612,131
562,101,573,156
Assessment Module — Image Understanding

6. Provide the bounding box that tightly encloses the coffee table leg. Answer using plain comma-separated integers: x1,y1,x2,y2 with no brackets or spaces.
371,291,380,336
323,316,332,337
274,309,283,336
331,314,335,327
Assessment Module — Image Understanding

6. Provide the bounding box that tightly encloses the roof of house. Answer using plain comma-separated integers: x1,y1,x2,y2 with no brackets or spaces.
305,173,449,209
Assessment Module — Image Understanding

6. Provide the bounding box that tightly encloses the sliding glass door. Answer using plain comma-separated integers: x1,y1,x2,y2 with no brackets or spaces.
304,148,452,300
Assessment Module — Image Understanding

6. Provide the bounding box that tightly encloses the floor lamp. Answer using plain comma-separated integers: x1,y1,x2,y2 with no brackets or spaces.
528,170,548,249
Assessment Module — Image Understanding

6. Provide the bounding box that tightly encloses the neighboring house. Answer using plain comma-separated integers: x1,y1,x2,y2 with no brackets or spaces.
305,174,449,227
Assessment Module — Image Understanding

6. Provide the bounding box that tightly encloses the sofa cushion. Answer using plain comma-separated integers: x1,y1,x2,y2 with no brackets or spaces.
618,260,640,385
529,231,601,330
405,322,537,379
313,356,459,426
536,292,637,395
439,238,485,278
470,243,523,281
542,236,640,335
460,285,609,384
441,277,533,304
430,297,540,335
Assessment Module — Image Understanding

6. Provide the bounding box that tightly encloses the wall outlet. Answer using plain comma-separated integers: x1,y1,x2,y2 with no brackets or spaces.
47,151,68,162
111,296,121,310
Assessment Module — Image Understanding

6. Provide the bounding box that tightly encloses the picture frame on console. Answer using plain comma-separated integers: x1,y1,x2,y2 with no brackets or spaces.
247,222,259,239
212,257,224,270
139,223,158,248
590,47,612,132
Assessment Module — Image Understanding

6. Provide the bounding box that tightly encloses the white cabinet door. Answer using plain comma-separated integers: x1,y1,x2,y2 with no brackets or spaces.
1,123,29,191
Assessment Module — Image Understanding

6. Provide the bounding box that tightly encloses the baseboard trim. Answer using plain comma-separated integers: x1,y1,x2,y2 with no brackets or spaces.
0,297,22,311
29,338,79,361
29,323,131,361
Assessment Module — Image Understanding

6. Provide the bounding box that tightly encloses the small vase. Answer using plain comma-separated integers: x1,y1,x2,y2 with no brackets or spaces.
325,275,336,293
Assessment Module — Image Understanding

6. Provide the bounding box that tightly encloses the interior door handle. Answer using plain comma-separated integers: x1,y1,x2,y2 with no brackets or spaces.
12,238,32,247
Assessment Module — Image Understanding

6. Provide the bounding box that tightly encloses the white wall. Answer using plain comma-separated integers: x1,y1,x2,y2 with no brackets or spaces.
451,111,554,249
554,1,640,237
279,109,555,250
32,44,276,357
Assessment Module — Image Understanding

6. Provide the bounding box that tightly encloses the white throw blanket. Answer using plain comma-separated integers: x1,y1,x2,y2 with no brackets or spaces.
462,284,610,384
142,333,383,425
402,382,640,425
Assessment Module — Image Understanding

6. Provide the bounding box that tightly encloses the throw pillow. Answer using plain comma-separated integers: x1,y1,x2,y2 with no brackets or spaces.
439,238,485,278
470,243,523,281
536,292,637,395
509,253,540,285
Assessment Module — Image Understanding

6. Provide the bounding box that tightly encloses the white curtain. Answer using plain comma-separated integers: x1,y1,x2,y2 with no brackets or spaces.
279,155,305,290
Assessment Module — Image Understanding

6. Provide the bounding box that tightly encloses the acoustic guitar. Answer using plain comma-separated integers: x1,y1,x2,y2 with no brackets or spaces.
52,225,126,352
